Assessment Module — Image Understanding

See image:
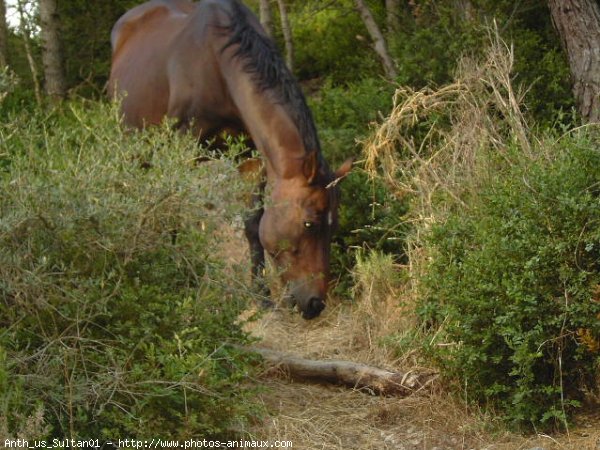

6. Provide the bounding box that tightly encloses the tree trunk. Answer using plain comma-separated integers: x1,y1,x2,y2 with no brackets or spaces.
39,0,66,99
16,0,41,105
354,0,398,80
247,346,436,396
276,0,294,72
385,0,400,35
548,0,600,123
0,0,7,68
259,0,274,38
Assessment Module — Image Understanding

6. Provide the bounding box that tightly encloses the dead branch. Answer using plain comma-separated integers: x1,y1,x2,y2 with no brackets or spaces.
245,346,436,396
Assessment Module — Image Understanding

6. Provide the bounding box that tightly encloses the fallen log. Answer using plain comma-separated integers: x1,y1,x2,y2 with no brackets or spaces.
244,346,436,396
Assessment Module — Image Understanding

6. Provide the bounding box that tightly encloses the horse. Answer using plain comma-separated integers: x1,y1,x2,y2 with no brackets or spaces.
108,0,352,319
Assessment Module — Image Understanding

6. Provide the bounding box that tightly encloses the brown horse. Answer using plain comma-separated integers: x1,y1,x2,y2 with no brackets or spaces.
108,0,352,319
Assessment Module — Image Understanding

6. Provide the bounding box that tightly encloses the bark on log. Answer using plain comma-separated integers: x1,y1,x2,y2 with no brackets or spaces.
247,346,436,396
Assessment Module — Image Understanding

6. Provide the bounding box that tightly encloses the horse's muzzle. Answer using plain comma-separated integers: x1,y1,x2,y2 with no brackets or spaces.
301,297,325,320
286,277,328,319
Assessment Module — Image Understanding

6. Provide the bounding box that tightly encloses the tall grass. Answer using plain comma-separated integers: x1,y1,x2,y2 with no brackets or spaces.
0,100,261,440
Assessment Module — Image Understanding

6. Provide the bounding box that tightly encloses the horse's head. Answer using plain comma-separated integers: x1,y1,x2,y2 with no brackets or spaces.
259,153,352,319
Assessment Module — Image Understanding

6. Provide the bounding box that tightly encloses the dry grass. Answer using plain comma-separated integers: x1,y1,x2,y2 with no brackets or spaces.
363,25,533,223
243,297,600,450
360,25,540,327
243,259,411,370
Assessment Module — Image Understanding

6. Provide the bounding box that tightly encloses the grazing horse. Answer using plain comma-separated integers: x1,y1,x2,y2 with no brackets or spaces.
108,0,352,319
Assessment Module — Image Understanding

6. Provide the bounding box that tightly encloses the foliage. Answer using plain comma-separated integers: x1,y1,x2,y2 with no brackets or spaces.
290,1,380,84
331,170,409,294
389,0,573,125
310,77,395,171
57,0,136,94
0,101,260,440
0,66,19,102
309,78,410,292
364,28,600,429
3,27,41,110
419,133,600,429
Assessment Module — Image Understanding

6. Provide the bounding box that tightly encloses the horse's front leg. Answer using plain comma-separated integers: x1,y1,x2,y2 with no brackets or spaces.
239,159,273,308
243,190,273,308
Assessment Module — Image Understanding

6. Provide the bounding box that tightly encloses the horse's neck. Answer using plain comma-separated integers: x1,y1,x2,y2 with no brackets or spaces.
222,67,308,181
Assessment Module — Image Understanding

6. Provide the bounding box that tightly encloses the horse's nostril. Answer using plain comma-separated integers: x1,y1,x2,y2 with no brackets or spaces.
301,298,326,320
309,297,325,313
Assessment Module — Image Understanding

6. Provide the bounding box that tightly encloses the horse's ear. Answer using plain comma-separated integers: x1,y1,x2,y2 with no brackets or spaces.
334,157,353,181
303,151,319,184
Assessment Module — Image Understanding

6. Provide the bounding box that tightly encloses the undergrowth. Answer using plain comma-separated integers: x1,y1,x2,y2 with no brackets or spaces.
364,28,600,430
0,101,261,440
310,78,410,294
421,134,600,429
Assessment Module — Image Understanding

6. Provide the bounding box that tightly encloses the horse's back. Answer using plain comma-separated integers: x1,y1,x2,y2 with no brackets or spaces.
110,0,251,136
109,0,197,127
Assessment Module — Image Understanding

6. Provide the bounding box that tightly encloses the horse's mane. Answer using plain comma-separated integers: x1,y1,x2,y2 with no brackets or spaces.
221,0,330,177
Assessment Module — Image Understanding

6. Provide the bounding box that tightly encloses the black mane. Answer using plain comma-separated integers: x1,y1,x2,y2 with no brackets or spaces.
221,1,331,178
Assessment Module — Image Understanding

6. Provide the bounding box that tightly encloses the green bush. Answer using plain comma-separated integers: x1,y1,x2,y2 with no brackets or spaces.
418,132,600,429
291,1,379,84
331,170,409,294
388,0,573,125
309,78,409,293
0,101,260,440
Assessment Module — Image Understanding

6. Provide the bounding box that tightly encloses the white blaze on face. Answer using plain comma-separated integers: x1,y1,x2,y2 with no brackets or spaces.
327,211,333,227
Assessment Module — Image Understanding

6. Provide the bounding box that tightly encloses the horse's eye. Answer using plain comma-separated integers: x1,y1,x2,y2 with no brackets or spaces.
304,221,315,230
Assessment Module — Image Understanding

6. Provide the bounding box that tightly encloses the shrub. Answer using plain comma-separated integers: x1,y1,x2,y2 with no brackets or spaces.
0,101,260,440
363,29,600,429
331,170,409,294
388,0,573,125
419,133,600,429
291,1,379,84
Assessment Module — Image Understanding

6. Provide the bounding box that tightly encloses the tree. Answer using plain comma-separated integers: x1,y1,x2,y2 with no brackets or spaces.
354,0,397,79
548,0,600,123
276,0,294,71
259,0,274,38
39,0,66,99
0,0,7,68
57,0,134,94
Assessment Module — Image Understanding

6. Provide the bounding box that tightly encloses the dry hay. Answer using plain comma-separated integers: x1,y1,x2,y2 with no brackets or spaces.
244,302,474,450
363,25,533,224
251,381,483,450
243,289,413,370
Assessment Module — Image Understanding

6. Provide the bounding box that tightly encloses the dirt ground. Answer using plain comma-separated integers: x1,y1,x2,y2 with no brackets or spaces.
242,302,600,450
